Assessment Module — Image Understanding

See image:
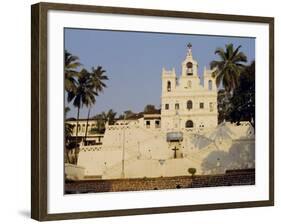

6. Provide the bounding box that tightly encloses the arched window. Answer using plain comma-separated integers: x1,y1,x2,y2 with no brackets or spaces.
185,120,194,128
187,80,192,88
187,100,193,110
186,62,193,75
187,62,193,68
167,81,171,92
208,80,212,90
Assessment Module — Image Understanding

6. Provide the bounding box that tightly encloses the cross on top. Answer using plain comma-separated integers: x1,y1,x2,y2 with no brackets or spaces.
187,43,192,49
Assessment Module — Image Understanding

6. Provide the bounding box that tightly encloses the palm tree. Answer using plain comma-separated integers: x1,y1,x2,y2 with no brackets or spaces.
93,113,106,134
106,109,117,125
64,122,75,163
84,66,108,142
64,50,81,93
210,44,247,93
67,69,97,164
64,107,74,163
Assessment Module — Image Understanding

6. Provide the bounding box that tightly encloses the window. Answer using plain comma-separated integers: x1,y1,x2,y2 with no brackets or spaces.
175,103,179,110
165,104,169,110
187,100,193,110
155,120,160,128
146,121,150,128
167,81,171,92
186,62,193,75
200,102,204,109
208,80,212,90
185,120,194,128
209,102,214,112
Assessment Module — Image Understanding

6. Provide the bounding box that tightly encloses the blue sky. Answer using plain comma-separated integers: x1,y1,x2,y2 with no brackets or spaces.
65,28,255,119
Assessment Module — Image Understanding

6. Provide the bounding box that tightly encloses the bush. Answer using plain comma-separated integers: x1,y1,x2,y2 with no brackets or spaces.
188,168,197,177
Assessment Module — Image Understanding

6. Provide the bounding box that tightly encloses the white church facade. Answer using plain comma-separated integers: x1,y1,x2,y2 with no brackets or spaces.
65,44,255,180
161,43,218,131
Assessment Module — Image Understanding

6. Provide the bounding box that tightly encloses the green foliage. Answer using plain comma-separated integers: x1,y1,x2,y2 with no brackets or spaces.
217,89,232,123
143,104,157,114
83,66,108,140
118,114,125,120
217,61,255,128
228,61,255,128
210,44,247,93
64,50,109,164
123,110,135,119
65,123,74,140
92,109,117,133
67,68,98,108
188,168,197,176
90,66,108,92
64,50,81,93
64,106,71,115
106,109,117,125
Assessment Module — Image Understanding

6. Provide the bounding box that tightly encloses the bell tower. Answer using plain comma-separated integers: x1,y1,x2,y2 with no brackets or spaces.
181,43,198,77
161,67,176,94
179,43,200,90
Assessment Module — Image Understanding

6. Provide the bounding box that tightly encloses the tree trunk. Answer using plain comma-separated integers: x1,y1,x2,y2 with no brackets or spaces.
84,106,92,144
75,106,80,164
250,120,255,132
64,149,69,163
64,149,72,164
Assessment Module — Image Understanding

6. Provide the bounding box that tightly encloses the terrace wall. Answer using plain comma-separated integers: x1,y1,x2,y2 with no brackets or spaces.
65,169,255,193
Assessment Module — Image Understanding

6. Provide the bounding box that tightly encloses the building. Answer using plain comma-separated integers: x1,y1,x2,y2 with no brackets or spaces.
161,43,218,131
65,44,255,180
66,118,104,145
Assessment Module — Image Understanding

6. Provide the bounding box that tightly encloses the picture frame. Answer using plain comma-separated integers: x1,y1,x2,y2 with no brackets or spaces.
31,2,274,221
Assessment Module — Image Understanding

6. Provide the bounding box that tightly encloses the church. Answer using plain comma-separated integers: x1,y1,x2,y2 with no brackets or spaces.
65,44,255,180
161,43,218,131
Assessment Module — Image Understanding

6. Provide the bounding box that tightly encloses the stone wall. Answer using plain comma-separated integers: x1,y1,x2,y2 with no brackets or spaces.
65,169,255,194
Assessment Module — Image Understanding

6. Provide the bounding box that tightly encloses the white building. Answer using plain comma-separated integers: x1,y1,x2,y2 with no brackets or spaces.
66,44,255,180
161,43,218,131
66,118,104,145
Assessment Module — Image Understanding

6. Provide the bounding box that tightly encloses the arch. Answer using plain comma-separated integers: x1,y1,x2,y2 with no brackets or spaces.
186,62,193,75
185,120,194,128
187,100,193,110
208,80,213,90
167,81,171,92
186,62,193,68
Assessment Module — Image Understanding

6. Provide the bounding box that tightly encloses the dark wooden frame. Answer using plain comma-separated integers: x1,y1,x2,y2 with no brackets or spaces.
31,2,274,221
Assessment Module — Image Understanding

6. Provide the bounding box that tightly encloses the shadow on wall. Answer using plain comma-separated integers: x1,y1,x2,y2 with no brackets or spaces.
201,140,255,175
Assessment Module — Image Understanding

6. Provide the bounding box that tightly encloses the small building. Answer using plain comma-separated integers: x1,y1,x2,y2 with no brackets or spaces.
66,118,104,145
